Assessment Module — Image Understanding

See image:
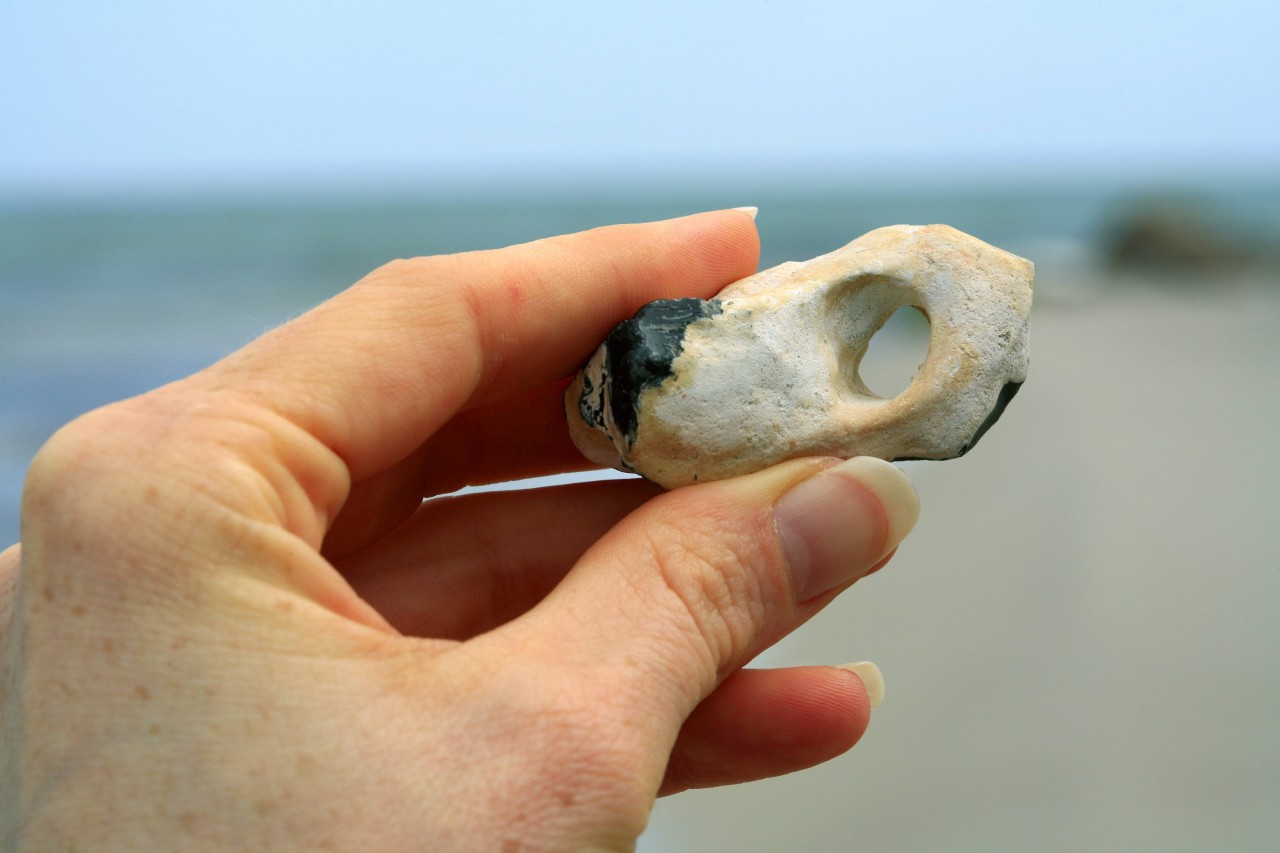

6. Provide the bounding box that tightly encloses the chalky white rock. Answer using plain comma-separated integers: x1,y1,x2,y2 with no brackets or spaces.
566,224,1033,489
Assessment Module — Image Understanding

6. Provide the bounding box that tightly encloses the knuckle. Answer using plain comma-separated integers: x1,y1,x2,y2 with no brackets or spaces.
366,255,432,283
20,401,175,593
23,389,277,547
25,403,142,510
363,254,463,292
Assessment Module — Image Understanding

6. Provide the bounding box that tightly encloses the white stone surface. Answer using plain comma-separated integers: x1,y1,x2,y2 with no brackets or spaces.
567,225,1034,487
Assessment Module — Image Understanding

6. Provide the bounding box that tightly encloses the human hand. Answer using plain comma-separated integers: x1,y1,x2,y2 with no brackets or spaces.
0,210,919,851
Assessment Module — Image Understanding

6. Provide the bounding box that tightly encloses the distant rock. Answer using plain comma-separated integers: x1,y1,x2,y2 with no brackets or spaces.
1104,201,1257,272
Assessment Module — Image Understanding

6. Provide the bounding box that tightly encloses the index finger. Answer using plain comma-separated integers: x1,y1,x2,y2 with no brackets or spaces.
202,210,759,483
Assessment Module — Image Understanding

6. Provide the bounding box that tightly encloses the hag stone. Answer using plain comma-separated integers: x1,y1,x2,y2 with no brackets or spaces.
566,224,1034,489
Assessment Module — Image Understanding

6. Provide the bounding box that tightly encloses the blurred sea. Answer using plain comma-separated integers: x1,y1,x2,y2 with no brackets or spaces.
2,179,1278,544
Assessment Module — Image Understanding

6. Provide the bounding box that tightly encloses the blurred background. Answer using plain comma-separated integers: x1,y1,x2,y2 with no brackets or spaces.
2,1,1277,849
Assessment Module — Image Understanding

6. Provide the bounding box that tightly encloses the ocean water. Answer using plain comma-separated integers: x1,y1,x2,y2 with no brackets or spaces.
1,179,1276,543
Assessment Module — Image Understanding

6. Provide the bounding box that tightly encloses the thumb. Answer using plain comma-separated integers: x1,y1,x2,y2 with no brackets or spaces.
495,455,919,782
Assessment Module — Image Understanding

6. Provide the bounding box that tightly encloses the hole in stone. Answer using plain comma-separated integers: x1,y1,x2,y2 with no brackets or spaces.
859,306,930,399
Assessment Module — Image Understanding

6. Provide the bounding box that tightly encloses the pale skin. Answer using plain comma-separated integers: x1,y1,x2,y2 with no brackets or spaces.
0,210,919,851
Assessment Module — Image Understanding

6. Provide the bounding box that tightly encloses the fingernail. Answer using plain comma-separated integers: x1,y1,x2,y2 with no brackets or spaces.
774,457,919,602
731,206,759,220
837,661,884,709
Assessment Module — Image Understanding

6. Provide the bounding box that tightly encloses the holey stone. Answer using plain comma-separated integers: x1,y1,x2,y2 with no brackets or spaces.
566,224,1033,489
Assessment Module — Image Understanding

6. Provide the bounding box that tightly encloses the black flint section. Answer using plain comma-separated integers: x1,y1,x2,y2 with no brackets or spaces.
603,298,723,444
959,381,1022,456
577,371,605,428
895,381,1023,461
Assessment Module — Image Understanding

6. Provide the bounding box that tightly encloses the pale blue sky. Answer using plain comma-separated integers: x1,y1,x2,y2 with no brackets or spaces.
2,0,1277,194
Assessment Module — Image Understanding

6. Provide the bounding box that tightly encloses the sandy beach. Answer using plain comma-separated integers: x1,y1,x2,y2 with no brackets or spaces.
640,273,1280,851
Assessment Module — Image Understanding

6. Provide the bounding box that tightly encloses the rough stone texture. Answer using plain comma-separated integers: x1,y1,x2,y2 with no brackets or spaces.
566,224,1034,488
